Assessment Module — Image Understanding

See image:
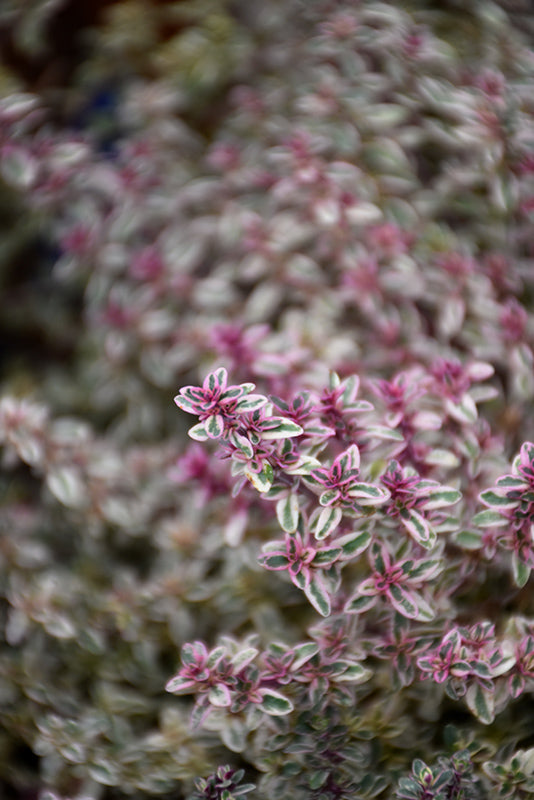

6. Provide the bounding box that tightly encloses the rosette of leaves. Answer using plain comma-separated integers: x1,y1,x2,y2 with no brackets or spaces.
188,765,255,800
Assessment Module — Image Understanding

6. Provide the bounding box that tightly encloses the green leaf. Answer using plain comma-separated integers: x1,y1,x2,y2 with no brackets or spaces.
337,528,372,560
304,423,335,438
348,482,389,503
259,553,289,570
446,395,477,424
407,558,442,581
0,145,37,190
220,719,248,753
369,542,386,572
512,553,531,588
334,663,372,683
401,509,436,549
284,455,322,475
263,484,287,500
235,395,268,412
222,386,244,400
291,642,319,670
363,103,410,130
304,574,331,616
422,487,462,510
412,759,431,781
209,684,232,707
338,443,360,472
389,585,434,621
388,584,418,619
259,418,303,439
411,592,435,622
259,689,294,716
188,422,210,441
87,760,119,786
276,494,299,533
453,530,484,549
46,467,86,509
181,642,201,664
165,675,195,694
472,509,508,527
231,648,259,670
496,475,527,488
366,425,404,442
229,431,254,458
466,683,495,725
479,490,517,508
469,661,492,679
309,770,329,790
319,489,340,506
245,463,273,493
209,367,227,391
344,593,377,614
314,506,342,540
425,448,460,468
396,777,420,798
205,414,224,438
313,546,341,566
206,646,226,668
174,395,196,413
292,571,307,590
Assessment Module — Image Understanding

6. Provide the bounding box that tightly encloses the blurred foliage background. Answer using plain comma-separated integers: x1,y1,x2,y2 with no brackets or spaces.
2,2,534,799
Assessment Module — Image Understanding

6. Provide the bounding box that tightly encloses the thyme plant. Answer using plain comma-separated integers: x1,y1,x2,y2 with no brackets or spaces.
2,1,534,798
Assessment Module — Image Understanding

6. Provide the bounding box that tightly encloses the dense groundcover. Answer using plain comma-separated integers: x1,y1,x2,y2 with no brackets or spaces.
3,1,534,798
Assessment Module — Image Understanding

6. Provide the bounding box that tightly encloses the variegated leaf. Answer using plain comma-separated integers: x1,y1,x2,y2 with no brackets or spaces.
465,683,495,725
205,414,225,439
209,683,232,707
258,417,303,439
334,662,372,683
479,489,518,509
388,585,434,621
453,530,484,549
421,487,462,510
231,648,259,671
512,552,531,588
337,528,372,560
344,593,377,614
204,367,227,393
313,546,341,566
291,642,319,670
245,463,274,493
174,395,196,413
187,422,210,441
284,456,322,475
471,509,508,527
235,394,269,413
165,675,196,694
319,489,340,507
445,394,477,424
228,430,254,458
304,573,331,616
348,483,389,504
314,506,342,540
258,689,293,715
276,493,299,533
400,508,436,549
258,552,289,570
495,475,528,489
